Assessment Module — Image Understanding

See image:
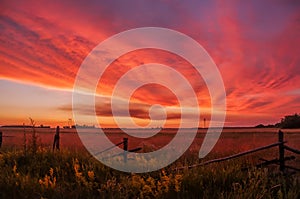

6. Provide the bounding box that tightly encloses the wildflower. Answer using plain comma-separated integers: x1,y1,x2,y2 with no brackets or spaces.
157,181,162,194
142,184,152,195
132,175,144,189
12,164,17,173
49,176,56,188
160,171,170,193
12,164,19,177
76,171,82,178
87,171,94,181
72,159,88,186
174,174,182,192
73,159,80,173
146,176,156,190
39,168,57,189
43,175,50,188
49,168,54,177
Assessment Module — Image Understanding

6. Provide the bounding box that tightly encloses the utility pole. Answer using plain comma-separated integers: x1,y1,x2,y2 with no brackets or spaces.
68,118,72,128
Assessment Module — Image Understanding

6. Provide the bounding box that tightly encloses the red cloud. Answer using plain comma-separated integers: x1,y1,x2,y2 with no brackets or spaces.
1,0,300,127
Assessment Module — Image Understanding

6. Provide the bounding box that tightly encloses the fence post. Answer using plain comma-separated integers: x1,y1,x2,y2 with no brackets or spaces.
53,126,60,151
278,130,285,172
123,138,128,163
0,131,2,148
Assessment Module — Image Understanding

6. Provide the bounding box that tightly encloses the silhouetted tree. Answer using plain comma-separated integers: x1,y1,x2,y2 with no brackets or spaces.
255,124,265,128
279,113,300,129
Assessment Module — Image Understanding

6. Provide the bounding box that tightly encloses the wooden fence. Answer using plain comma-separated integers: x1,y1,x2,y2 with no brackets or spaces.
177,130,300,173
95,137,142,163
1,129,299,171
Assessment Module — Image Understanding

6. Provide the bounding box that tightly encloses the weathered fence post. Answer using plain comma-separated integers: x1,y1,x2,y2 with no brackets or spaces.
123,138,128,163
53,126,60,151
0,131,2,148
278,130,285,172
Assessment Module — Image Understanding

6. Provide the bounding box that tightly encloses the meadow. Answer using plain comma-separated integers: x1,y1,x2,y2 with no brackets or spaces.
0,127,299,198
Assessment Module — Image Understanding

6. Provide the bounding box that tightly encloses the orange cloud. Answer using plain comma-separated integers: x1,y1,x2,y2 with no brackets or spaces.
1,0,300,127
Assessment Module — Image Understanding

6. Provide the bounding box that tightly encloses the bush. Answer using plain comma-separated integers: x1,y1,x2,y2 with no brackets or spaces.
279,114,300,129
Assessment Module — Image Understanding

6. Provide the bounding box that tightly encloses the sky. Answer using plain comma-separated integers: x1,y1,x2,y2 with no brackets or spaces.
0,0,300,127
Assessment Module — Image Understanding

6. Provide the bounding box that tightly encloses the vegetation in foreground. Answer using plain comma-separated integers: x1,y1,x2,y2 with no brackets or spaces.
0,146,299,199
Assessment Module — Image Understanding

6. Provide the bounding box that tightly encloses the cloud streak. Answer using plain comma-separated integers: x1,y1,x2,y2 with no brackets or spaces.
0,0,300,126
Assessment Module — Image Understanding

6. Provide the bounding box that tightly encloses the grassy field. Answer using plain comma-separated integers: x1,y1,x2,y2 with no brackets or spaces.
0,128,299,198
0,147,299,199
1,127,300,153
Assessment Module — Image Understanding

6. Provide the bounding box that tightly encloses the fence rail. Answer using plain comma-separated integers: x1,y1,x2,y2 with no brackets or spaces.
95,137,142,162
284,145,300,155
185,141,285,169
1,128,299,171
177,130,300,173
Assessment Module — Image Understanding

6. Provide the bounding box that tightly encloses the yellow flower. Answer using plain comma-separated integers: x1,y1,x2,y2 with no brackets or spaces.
160,172,170,193
142,184,152,195
132,175,144,189
49,176,56,188
39,168,56,189
146,176,156,190
174,174,182,192
43,175,50,188
73,158,81,172
157,181,162,194
76,172,82,178
12,164,19,177
49,168,54,177
88,171,94,181
12,164,17,173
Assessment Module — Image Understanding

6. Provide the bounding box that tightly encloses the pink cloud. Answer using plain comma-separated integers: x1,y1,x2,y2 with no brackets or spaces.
1,0,299,126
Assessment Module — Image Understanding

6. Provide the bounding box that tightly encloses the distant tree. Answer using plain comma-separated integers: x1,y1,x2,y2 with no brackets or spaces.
255,124,275,128
274,122,281,128
255,124,265,128
279,113,300,129
266,124,275,128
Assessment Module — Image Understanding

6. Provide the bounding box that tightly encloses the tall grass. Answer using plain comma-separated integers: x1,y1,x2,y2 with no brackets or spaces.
29,118,38,155
0,146,299,199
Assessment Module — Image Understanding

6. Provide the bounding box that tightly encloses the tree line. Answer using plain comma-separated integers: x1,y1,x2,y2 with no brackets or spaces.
256,113,300,129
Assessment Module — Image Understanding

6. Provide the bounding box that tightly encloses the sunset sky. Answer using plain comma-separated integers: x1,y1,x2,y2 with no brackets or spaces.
0,0,300,127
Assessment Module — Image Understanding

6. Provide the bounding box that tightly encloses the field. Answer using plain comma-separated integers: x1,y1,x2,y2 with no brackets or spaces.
0,127,299,198
1,127,300,152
